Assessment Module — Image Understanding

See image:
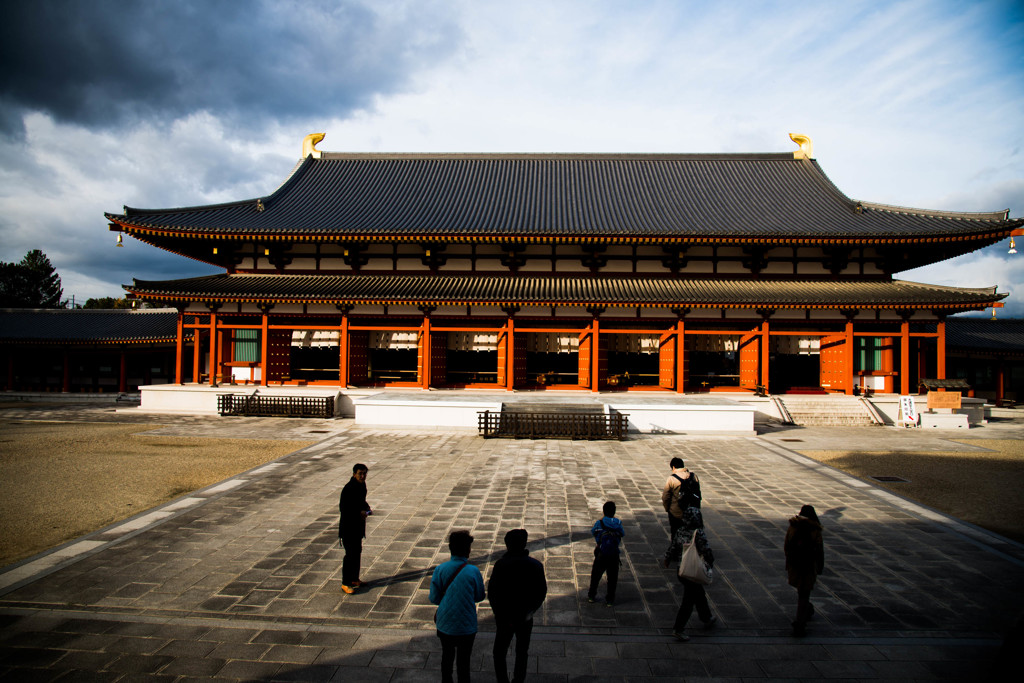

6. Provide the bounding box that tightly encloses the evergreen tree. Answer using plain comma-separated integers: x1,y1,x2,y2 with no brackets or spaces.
0,249,64,308
83,296,130,309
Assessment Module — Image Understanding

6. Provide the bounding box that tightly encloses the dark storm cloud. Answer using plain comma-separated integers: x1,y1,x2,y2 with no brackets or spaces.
0,0,463,135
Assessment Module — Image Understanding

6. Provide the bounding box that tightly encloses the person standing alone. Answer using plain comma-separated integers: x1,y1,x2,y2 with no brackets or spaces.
338,463,372,594
488,529,547,683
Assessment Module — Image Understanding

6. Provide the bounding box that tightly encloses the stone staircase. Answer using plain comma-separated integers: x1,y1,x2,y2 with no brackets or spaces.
775,394,880,426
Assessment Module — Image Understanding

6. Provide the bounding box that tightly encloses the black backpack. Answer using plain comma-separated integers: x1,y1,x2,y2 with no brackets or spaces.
673,473,702,509
597,521,621,557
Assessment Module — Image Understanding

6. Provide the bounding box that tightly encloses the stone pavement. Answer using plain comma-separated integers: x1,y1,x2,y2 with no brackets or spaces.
1,404,1023,681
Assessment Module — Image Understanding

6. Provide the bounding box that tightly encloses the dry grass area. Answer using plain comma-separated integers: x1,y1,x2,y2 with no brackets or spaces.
797,439,1024,543
0,421,313,566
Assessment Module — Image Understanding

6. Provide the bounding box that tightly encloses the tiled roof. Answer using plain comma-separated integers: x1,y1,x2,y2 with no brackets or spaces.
107,154,1021,241
946,318,1024,351
0,308,182,344
126,274,1005,310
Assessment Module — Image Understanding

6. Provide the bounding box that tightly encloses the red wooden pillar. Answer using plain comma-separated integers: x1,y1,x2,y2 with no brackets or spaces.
209,312,218,387
175,312,184,385
900,315,911,395
591,315,601,393
996,362,1006,406
842,310,857,395
759,313,771,394
62,350,71,393
675,312,688,393
936,316,947,381
338,307,349,388
505,316,515,391
260,309,270,387
119,351,127,393
420,312,432,390
193,323,202,384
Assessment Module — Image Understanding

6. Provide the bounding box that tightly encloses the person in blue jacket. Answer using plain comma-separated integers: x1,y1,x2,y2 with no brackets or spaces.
587,501,625,606
430,529,485,682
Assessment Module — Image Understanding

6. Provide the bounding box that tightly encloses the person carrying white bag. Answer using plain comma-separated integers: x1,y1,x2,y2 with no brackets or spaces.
662,506,717,642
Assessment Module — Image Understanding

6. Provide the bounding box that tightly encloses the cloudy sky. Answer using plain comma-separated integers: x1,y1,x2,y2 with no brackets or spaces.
1,0,1022,315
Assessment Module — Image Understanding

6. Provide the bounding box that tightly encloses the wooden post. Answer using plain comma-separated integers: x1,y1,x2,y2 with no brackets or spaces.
421,314,431,390
900,314,911,395
193,323,202,384
261,309,270,387
62,350,71,393
936,316,947,381
209,312,218,387
842,309,857,395
119,351,127,393
175,312,184,384
338,307,349,388
676,318,686,393
996,362,1006,406
761,317,770,394
591,315,601,393
506,316,515,391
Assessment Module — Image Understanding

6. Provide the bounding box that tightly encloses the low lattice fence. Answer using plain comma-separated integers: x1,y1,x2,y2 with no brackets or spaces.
217,394,334,418
478,410,628,440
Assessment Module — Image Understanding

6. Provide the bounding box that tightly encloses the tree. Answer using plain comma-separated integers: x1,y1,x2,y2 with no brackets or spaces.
83,296,131,309
0,249,64,308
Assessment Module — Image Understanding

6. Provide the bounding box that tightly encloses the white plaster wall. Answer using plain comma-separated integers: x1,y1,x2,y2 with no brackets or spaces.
607,403,755,435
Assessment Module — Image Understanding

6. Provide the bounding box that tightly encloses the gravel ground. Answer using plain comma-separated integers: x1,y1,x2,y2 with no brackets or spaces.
0,420,312,566
796,438,1024,543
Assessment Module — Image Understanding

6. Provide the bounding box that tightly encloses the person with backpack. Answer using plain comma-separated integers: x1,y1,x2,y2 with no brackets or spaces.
662,457,701,540
587,501,625,606
663,505,717,642
784,504,825,636
487,529,547,683
430,529,485,683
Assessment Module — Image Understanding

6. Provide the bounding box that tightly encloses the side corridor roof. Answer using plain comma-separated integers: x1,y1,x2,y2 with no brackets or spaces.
0,308,181,343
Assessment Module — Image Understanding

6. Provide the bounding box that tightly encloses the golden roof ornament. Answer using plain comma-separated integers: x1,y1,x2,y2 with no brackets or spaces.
303,132,325,159
789,133,814,159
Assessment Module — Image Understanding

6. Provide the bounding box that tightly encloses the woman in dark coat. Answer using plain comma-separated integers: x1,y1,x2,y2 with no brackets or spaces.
784,504,824,636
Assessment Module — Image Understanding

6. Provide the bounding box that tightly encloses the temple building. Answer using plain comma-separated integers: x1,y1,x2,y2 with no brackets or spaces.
103,134,1023,404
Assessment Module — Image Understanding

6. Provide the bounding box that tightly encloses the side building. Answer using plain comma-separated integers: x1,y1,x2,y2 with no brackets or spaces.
102,134,1023,398
0,308,185,393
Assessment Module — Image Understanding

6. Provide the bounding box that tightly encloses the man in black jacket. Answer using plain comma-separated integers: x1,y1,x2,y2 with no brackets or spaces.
338,463,372,594
487,529,547,683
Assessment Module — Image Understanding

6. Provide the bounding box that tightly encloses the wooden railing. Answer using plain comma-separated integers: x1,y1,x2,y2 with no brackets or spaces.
478,410,628,440
217,393,334,418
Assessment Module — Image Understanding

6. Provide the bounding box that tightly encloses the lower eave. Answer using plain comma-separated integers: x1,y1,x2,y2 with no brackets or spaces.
124,274,1006,311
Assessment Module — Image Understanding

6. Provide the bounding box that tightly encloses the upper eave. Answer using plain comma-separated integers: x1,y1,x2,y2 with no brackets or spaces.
105,153,1023,245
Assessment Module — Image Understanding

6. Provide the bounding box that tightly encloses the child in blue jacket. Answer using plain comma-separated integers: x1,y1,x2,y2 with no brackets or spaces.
587,501,625,606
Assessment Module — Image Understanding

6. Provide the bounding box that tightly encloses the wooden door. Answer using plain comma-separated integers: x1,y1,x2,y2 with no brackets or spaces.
266,330,291,382
578,331,592,387
348,331,368,385
738,333,760,390
658,332,676,389
432,332,447,386
819,333,845,392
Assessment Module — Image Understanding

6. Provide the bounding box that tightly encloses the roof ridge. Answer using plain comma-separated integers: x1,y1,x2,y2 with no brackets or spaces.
317,151,797,161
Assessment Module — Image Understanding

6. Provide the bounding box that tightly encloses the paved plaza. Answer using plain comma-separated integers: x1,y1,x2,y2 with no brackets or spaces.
1,403,1023,681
